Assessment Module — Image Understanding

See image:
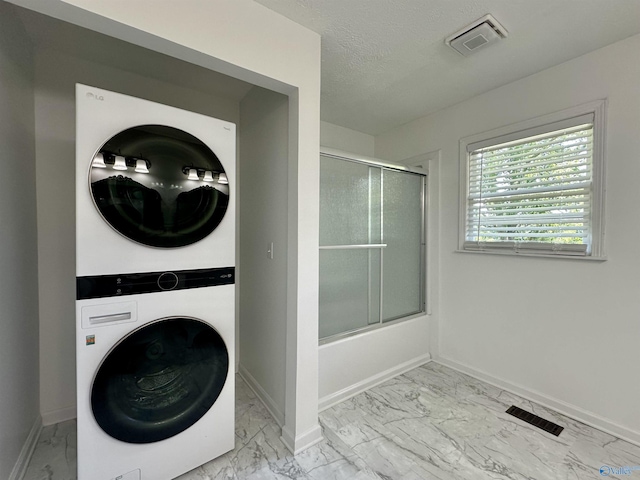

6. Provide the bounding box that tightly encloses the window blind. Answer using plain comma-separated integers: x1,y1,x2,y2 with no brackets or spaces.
465,118,594,256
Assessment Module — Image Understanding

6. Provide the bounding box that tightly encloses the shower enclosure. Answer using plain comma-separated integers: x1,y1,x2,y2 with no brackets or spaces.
319,149,426,341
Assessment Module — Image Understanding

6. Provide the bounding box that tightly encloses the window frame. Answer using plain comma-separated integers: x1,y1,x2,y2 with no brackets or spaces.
458,100,607,259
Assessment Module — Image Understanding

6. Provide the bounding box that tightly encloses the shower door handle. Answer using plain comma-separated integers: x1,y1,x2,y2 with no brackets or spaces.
319,244,387,250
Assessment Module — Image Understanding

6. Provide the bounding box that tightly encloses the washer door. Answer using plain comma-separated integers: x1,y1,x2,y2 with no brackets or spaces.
91,317,229,444
89,125,229,248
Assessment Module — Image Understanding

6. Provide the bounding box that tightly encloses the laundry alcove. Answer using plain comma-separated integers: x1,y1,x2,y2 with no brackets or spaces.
0,2,322,470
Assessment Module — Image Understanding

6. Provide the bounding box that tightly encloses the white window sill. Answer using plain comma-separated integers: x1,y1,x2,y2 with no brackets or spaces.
455,249,607,262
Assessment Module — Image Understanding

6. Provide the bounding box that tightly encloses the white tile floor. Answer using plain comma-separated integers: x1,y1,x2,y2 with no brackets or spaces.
24,362,640,480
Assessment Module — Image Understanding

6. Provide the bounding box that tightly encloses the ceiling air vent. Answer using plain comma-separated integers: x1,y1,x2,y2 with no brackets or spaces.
445,14,508,57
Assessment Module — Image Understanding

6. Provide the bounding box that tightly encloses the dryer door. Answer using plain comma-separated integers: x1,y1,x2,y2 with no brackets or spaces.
89,125,229,248
91,317,229,443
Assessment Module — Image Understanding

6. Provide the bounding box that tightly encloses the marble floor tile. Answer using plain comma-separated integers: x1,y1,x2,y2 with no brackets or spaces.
175,452,237,480
23,419,77,480
234,388,278,448
560,429,640,480
23,364,640,480
230,422,310,479
295,424,383,480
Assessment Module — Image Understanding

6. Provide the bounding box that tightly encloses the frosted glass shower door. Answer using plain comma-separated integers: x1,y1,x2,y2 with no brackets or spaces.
319,157,382,339
382,169,424,322
320,153,425,341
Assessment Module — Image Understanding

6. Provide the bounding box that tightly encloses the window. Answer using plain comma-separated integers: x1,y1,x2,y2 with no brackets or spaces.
460,101,606,258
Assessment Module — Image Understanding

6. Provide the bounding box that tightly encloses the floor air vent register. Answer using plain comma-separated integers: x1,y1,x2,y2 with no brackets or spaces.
506,405,564,436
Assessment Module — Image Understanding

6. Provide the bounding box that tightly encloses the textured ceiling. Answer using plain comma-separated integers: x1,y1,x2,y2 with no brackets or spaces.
253,0,640,135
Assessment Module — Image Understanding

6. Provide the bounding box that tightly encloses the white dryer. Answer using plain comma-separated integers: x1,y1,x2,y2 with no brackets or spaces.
76,277,235,480
75,85,236,480
76,84,236,276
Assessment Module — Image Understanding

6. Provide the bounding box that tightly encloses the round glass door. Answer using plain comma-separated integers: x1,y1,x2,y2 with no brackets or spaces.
89,125,230,248
91,317,229,444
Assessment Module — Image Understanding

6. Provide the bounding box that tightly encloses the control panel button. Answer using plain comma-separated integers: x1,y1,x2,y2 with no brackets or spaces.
157,272,179,291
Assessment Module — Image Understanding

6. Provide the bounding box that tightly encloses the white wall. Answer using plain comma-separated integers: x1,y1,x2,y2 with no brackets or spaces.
0,4,40,478
11,0,323,450
34,48,240,424
376,33,640,444
320,121,375,157
238,86,289,425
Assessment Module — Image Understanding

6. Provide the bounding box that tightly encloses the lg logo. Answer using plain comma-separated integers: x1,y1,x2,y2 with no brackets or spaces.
86,92,105,101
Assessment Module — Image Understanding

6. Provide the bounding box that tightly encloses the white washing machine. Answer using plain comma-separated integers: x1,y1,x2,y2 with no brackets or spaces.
76,84,236,276
75,85,236,479
76,280,235,480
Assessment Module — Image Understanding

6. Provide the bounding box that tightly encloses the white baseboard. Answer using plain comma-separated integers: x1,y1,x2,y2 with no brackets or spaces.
280,423,323,455
238,363,285,427
435,356,640,447
318,353,432,412
41,405,76,426
9,415,42,480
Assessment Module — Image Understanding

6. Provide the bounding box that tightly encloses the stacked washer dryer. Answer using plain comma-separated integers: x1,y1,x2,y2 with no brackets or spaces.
75,84,236,480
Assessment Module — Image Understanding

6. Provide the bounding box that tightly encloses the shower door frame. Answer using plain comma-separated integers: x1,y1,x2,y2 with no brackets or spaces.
319,147,427,344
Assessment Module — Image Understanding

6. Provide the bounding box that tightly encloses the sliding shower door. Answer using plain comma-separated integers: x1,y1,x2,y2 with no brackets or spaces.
319,153,425,341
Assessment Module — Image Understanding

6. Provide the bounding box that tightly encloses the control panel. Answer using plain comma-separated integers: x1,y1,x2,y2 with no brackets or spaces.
77,267,235,300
